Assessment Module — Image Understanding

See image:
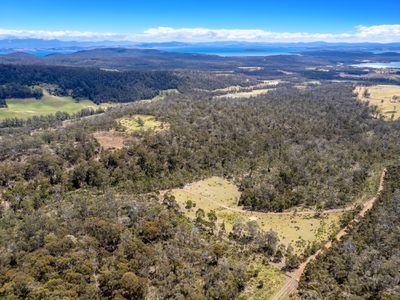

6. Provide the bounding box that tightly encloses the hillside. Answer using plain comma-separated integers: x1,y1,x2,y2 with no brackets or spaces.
299,165,400,299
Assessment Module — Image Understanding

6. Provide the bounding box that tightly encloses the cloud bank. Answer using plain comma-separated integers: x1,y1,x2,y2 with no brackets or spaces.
1,25,400,43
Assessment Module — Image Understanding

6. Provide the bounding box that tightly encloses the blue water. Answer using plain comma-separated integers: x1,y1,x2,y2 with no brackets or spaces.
0,50,13,55
28,50,77,56
0,50,77,56
0,47,300,57
155,46,299,56
352,62,400,69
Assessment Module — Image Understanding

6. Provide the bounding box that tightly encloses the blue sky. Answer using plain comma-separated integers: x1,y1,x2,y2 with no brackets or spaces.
0,0,399,42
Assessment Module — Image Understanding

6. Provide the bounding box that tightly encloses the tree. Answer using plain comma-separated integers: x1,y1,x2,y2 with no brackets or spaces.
195,208,205,220
137,117,145,127
120,272,148,299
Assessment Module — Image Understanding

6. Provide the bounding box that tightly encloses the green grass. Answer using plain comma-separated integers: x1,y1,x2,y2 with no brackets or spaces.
0,95,111,120
214,89,272,99
238,261,286,300
168,177,342,254
140,89,179,103
119,115,169,133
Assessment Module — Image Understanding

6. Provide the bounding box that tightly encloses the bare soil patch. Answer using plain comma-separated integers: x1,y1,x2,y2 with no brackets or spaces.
93,130,128,150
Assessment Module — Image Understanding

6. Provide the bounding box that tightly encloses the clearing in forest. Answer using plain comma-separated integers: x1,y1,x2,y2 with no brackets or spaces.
168,177,342,254
140,89,179,103
93,131,128,150
214,88,272,99
0,92,111,120
213,80,281,99
294,80,321,90
355,85,400,120
119,114,169,133
237,261,286,300
213,80,281,93
94,114,169,149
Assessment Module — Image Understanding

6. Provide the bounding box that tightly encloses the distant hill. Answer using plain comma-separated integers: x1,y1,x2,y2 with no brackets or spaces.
0,38,136,49
1,38,400,51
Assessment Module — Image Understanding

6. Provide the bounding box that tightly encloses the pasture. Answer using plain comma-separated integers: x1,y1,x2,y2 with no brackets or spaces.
355,85,400,120
0,94,110,120
168,177,342,254
119,114,169,133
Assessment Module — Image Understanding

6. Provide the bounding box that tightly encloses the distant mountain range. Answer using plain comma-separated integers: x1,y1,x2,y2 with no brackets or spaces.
1,47,400,74
1,38,400,54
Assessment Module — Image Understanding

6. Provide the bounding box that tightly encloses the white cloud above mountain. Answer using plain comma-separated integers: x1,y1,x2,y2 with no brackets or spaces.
0,25,400,43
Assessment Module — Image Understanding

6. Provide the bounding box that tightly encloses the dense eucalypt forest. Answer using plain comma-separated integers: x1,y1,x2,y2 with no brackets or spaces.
0,64,181,104
299,165,400,299
0,64,255,105
0,65,400,299
0,83,43,102
1,83,399,210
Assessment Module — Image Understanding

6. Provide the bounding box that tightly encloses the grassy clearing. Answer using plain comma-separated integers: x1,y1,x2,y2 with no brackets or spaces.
217,210,341,252
214,89,272,99
140,89,179,104
294,80,321,90
355,85,400,120
238,261,286,300
213,80,281,98
0,94,111,120
119,115,169,134
93,90,176,148
168,177,342,254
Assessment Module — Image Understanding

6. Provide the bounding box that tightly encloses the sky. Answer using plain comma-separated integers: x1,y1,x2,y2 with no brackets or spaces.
0,0,399,43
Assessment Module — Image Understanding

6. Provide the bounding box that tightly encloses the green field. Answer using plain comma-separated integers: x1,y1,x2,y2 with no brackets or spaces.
119,114,169,133
142,89,179,103
167,177,342,254
0,94,110,120
238,262,286,300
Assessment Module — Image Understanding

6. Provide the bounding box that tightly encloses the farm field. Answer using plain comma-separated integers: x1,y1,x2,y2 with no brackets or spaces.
167,177,342,254
355,85,400,120
119,114,169,133
0,94,111,120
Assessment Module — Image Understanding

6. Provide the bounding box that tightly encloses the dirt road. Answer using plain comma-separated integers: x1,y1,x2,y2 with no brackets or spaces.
179,187,363,217
272,168,387,299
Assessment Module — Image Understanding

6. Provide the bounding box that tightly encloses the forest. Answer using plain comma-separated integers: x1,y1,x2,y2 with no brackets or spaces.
0,62,399,299
0,64,181,104
1,83,399,209
299,165,400,299
0,64,256,105
0,83,43,101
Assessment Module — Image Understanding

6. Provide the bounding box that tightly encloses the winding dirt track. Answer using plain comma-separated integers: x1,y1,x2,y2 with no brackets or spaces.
272,168,387,300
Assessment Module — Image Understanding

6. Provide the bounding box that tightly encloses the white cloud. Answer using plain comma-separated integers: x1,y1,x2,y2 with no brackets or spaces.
0,25,400,43
356,24,400,38
0,28,126,41
139,25,400,43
